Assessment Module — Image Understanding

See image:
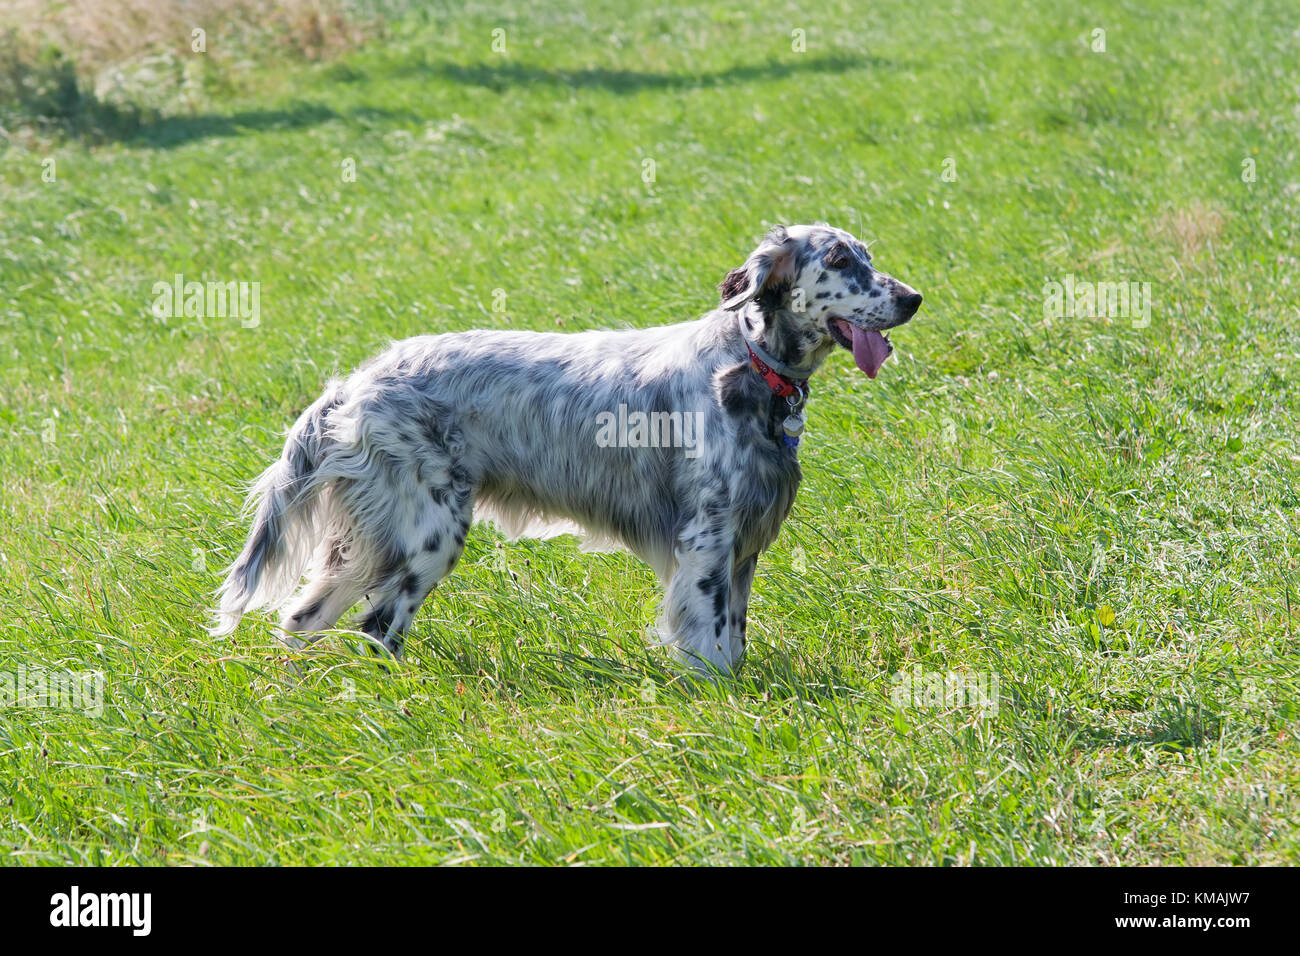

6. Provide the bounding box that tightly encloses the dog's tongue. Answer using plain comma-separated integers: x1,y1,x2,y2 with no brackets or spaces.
838,320,891,378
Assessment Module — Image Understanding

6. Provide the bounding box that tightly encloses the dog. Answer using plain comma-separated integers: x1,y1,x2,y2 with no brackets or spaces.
211,223,922,675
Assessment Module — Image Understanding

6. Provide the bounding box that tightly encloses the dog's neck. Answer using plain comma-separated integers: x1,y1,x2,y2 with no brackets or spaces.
737,306,835,378
729,309,816,450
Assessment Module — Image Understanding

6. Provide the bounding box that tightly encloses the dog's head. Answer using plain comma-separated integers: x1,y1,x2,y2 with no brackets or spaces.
719,223,922,378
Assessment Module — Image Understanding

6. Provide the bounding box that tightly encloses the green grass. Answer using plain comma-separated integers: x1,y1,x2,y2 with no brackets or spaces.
1,0,1297,865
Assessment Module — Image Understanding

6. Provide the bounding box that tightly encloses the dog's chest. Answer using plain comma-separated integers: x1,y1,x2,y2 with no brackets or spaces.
724,439,802,555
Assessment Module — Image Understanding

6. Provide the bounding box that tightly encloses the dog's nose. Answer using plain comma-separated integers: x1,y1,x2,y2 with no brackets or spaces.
898,292,923,318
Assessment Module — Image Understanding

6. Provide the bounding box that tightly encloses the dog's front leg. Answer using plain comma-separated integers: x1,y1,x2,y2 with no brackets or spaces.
728,555,757,669
660,507,736,675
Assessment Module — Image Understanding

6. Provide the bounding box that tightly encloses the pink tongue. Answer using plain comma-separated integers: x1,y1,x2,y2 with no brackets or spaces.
837,320,891,378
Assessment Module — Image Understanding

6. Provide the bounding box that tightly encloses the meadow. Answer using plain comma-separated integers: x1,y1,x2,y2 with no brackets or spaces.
0,0,1296,864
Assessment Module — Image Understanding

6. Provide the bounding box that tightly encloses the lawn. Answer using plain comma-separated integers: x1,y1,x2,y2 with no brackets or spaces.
0,0,1296,865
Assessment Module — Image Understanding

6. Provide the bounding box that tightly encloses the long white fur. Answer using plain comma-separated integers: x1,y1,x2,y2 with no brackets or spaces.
211,224,921,674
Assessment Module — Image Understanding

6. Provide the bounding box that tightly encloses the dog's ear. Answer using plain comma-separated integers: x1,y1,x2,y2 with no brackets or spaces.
719,267,750,306
719,226,794,311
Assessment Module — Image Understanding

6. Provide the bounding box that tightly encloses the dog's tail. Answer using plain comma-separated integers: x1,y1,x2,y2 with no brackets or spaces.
209,383,344,636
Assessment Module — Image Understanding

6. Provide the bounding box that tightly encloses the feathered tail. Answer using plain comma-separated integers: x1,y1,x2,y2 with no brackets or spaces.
209,384,343,635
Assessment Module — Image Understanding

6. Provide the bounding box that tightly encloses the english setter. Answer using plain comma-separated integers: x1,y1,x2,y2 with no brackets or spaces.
211,224,922,675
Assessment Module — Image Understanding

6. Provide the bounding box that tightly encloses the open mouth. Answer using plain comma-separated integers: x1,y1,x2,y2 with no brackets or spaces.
830,318,893,379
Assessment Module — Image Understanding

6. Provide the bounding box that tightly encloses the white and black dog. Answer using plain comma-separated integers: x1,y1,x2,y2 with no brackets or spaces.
211,224,922,674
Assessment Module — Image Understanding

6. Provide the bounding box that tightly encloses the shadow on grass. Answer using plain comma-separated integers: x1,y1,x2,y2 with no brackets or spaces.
741,652,863,703
7,99,424,149
410,628,863,704
10,52,885,148
125,103,429,148
128,103,340,147
1076,705,1225,753
407,53,889,93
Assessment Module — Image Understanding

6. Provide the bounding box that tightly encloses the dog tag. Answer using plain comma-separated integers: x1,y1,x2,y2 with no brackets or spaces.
782,412,806,448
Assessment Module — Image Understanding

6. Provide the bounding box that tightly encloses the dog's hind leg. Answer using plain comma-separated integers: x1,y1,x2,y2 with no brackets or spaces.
280,577,366,649
279,539,366,648
355,480,474,660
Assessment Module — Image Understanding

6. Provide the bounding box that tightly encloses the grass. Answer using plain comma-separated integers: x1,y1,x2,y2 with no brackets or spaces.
0,0,1297,865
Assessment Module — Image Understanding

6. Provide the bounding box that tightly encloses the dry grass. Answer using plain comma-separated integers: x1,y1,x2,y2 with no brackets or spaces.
1157,200,1227,258
0,0,378,126
3,0,371,67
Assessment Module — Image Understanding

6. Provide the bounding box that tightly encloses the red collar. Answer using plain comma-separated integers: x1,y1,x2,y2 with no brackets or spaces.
745,341,808,399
